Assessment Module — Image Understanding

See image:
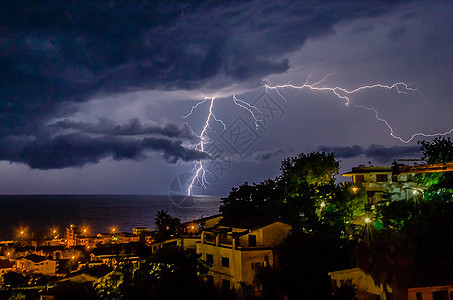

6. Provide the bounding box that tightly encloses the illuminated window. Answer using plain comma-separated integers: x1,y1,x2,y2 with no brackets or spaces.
376,174,388,182
222,257,229,268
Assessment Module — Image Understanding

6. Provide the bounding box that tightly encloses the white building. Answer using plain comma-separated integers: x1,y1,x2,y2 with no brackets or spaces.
196,219,291,291
343,166,420,203
16,254,57,275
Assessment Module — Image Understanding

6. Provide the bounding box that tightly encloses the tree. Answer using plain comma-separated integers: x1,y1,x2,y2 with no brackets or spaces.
256,230,353,299
220,151,343,231
219,179,284,221
118,246,215,300
2,272,27,288
416,137,453,202
154,210,180,242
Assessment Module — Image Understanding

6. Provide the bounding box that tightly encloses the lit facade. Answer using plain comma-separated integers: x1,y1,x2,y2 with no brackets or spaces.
16,254,57,275
196,220,291,291
343,166,420,204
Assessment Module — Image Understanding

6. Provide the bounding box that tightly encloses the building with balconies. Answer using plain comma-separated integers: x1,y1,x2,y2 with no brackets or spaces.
342,165,420,204
196,218,291,291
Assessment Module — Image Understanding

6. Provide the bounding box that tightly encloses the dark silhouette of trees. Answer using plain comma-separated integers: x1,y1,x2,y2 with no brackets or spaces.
220,151,347,232
154,210,180,242
2,271,27,288
115,246,215,300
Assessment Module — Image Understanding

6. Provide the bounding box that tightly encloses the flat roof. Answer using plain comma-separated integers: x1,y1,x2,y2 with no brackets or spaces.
343,166,392,176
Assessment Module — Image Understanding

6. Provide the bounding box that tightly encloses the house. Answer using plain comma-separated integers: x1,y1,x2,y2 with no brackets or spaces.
343,165,420,204
147,214,224,253
196,218,291,291
408,285,453,300
329,268,392,300
65,225,140,247
16,254,57,275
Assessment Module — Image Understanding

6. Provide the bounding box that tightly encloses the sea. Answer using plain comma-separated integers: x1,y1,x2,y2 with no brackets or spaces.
0,195,221,241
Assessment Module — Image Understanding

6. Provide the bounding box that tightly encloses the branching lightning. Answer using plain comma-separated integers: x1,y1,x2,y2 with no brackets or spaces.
183,75,453,196
232,94,264,129
265,75,452,143
185,97,224,196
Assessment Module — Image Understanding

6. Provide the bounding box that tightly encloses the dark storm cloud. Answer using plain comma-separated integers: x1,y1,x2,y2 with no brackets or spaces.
0,0,408,168
0,133,208,169
317,144,420,163
51,118,198,139
249,149,286,163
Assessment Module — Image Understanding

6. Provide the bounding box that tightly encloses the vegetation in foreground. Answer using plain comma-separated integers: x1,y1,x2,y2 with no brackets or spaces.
2,137,452,300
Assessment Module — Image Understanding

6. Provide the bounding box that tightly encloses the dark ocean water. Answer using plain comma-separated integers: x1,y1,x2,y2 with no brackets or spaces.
0,195,221,240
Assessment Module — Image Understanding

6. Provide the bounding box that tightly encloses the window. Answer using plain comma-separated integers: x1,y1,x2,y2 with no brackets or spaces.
376,174,388,182
248,235,256,247
222,257,229,268
251,262,264,269
222,279,230,291
355,175,365,183
416,292,422,300
206,254,214,264
433,291,448,300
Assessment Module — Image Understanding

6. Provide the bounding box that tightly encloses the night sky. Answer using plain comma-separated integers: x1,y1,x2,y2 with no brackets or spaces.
1,0,453,196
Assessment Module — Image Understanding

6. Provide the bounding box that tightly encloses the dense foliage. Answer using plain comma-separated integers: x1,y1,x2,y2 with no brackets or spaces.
220,138,453,299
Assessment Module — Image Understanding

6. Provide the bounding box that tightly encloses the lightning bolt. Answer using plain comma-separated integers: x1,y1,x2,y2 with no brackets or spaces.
265,75,452,143
184,95,265,196
232,94,264,129
183,75,452,197
185,97,223,196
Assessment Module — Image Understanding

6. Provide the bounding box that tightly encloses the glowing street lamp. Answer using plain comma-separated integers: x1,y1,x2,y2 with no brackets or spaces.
51,227,58,239
82,226,89,236
17,227,27,240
